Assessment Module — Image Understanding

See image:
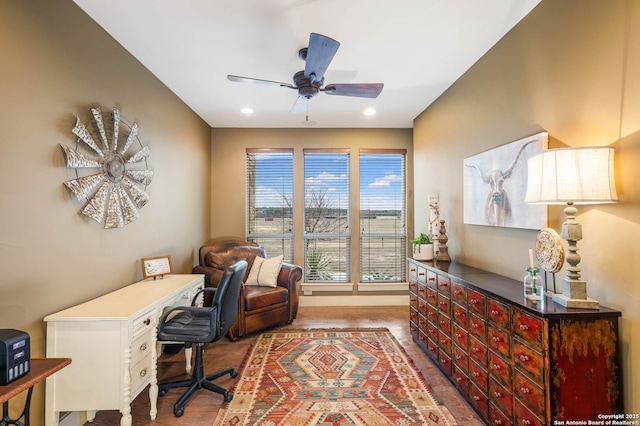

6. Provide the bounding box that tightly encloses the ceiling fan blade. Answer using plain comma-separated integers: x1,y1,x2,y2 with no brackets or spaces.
304,33,340,84
227,75,295,89
322,83,384,98
290,96,308,114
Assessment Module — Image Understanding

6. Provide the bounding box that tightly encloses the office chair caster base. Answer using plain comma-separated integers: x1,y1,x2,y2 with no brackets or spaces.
174,404,185,417
230,369,238,378
158,388,169,397
224,391,233,402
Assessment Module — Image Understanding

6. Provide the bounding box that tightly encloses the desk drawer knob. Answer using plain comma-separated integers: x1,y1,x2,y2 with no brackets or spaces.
144,318,151,326
520,386,531,394
519,324,529,331
140,343,147,352
519,354,530,362
492,336,502,343
140,369,147,378
494,391,502,398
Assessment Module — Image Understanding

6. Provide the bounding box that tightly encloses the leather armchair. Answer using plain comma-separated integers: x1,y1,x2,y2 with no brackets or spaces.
192,240,303,340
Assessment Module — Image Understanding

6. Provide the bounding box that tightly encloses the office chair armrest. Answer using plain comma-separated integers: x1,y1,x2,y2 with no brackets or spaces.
190,287,218,306
158,304,216,327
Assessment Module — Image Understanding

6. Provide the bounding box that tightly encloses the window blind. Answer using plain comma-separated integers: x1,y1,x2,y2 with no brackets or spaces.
246,149,294,263
303,149,350,282
359,149,406,282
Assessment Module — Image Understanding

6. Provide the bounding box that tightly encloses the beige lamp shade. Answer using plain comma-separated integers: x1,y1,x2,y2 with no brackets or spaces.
524,146,618,205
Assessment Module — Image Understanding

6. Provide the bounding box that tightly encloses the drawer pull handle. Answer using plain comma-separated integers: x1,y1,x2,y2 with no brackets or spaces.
519,354,530,362
144,318,151,326
139,343,147,352
470,299,478,304
493,421,503,425
472,346,480,353
440,339,446,345
410,268,416,272
519,324,529,331
454,311,460,317
492,336,502,342
456,376,462,382
440,282,448,287
454,290,460,295
440,358,448,364
472,371,480,378
494,391,502,398
420,273,426,277
491,309,499,316
473,395,480,401
520,386,531,394
427,276,434,280
455,333,462,338
522,420,531,426
471,323,479,329
140,369,147,378
456,355,462,360
493,363,501,370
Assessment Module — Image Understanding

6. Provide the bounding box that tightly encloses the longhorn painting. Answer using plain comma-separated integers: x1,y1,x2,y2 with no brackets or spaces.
463,132,548,230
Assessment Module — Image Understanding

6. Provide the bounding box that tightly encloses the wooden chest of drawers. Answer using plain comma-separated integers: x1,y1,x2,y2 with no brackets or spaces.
408,260,623,425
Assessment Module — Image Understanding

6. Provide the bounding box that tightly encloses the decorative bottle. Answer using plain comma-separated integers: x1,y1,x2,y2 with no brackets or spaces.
524,267,544,300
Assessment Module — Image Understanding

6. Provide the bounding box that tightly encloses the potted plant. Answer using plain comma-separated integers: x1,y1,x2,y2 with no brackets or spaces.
411,233,434,261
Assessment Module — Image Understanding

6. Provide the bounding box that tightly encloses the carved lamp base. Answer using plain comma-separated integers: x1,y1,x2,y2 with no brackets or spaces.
552,277,600,309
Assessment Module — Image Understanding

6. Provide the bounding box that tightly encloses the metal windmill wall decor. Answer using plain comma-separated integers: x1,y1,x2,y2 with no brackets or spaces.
60,105,153,228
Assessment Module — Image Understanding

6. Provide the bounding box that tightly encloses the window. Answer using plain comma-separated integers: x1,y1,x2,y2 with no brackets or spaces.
246,149,294,263
303,149,350,282
359,150,406,282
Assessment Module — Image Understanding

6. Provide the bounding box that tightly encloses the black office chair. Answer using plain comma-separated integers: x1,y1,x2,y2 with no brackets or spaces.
157,260,247,417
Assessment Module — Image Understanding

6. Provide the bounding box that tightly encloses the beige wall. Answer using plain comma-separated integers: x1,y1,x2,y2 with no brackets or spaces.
414,0,639,412
0,1,211,421
210,128,413,278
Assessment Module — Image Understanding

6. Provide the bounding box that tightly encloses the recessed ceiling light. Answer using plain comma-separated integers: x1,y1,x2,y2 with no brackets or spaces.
240,107,253,115
363,108,376,116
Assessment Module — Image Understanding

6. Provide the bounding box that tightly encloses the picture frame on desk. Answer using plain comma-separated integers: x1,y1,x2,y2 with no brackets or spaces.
141,255,172,279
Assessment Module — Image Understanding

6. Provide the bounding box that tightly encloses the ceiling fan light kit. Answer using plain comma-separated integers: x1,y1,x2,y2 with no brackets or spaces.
228,33,383,122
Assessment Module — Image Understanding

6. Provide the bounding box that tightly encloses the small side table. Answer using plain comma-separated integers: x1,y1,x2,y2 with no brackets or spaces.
1,358,71,426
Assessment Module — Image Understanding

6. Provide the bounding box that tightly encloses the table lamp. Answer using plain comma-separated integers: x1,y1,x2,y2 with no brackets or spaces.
524,146,618,309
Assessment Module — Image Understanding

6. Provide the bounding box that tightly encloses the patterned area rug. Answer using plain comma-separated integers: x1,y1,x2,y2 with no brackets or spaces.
213,328,457,425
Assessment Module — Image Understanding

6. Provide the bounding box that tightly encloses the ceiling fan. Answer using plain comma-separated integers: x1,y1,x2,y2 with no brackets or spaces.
227,33,384,117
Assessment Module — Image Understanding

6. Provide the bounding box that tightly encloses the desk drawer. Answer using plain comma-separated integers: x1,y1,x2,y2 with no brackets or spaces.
132,310,155,338
131,330,153,365
130,355,152,395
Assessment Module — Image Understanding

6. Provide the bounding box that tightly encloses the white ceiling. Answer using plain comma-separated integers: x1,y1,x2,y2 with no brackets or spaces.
73,0,540,129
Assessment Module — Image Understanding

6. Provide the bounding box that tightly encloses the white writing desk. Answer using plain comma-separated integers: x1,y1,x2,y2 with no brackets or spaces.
44,274,204,426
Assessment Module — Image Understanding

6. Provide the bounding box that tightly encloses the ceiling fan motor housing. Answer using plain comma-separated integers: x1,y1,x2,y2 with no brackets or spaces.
293,70,322,98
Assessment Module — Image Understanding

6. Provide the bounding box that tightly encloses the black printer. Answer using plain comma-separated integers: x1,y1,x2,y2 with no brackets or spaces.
0,329,30,385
